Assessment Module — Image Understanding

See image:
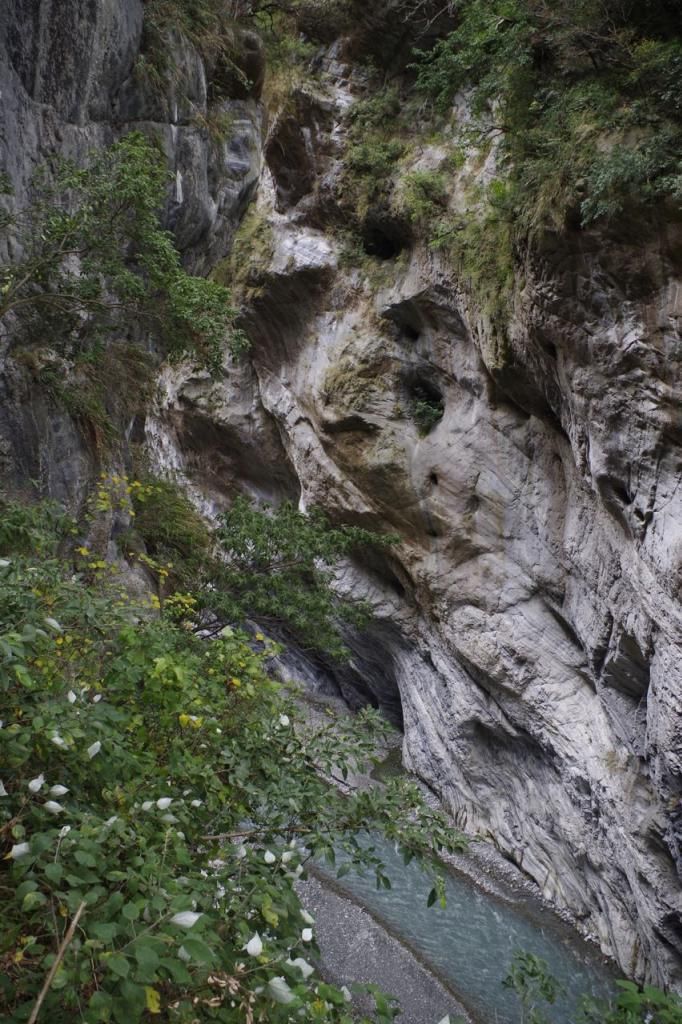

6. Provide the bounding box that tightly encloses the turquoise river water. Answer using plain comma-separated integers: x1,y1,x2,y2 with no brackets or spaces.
321,835,617,1024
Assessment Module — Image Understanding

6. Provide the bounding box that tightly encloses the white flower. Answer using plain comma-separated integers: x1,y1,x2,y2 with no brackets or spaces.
300,910,314,925
28,774,45,794
92,694,103,703
267,977,295,1005
0,558,11,568
190,799,202,808
161,813,178,823
44,617,62,633
156,797,172,810
58,825,71,838
279,715,290,728
0,780,7,797
293,864,303,877
51,733,67,749
104,816,118,827
87,741,101,759
235,845,247,860
301,928,313,943
141,801,153,811
341,986,352,1003
263,850,276,865
170,911,202,929
245,933,263,957
67,690,77,704
49,785,69,797
436,1017,451,1024
281,850,295,864
44,801,64,815
9,842,30,859
287,957,314,980
178,945,191,962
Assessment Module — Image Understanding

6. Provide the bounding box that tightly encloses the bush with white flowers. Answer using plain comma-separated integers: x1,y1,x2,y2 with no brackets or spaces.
0,501,465,1023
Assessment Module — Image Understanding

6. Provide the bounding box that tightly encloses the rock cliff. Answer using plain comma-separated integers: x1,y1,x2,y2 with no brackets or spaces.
1,0,681,992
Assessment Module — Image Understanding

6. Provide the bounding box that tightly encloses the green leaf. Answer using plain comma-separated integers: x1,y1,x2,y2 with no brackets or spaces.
122,903,140,921
75,850,98,868
88,989,113,1019
159,957,192,985
90,922,118,943
178,937,215,964
16,880,39,900
427,887,437,908
44,863,64,885
105,953,130,978
22,890,47,911
133,943,160,976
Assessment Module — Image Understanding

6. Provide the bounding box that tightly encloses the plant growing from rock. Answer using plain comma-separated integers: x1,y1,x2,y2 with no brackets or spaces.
209,497,396,659
0,133,247,374
413,0,682,231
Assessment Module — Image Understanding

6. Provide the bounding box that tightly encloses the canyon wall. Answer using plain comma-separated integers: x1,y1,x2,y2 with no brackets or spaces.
1,0,681,989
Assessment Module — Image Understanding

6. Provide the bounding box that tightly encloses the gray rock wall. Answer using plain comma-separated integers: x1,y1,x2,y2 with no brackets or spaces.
0,0,262,500
149,48,682,989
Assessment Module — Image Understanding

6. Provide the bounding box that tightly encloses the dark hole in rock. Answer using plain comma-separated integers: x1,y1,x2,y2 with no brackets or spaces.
403,371,445,435
602,632,650,702
656,913,682,955
612,482,633,507
429,471,439,486
361,212,411,260
403,323,421,342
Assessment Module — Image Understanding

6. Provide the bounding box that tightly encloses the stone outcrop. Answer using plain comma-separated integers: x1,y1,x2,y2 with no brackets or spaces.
1,0,681,994
151,45,682,990
0,0,262,498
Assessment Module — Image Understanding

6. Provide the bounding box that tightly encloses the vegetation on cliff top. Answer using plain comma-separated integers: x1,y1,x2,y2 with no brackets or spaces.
414,0,682,232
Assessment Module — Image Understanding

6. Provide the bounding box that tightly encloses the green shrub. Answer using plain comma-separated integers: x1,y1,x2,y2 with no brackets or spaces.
0,500,464,1023
504,951,682,1024
129,478,214,593
411,396,444,435
414,0,682,230
0,133,246,374
210,497,396,659
397,169,448,225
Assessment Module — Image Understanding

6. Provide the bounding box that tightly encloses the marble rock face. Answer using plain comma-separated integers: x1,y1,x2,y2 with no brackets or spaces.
0,0,262,497
151,47,682,988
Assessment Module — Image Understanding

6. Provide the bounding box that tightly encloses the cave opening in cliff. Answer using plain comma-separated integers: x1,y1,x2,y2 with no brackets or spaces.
361,211,411,260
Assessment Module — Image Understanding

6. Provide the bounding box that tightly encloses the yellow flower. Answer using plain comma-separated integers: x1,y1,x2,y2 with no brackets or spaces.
229,677,242,689
178,713,203,729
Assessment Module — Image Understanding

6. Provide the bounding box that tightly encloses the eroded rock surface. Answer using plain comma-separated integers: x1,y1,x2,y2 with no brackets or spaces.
151,45,682,989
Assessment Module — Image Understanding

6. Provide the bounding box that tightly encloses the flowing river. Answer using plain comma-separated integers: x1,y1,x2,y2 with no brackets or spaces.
316,835,617,1024
297,696,618,1023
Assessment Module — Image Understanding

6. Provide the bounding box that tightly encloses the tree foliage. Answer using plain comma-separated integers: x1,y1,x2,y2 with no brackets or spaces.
209,498,395,659
414,0,682,229
0,498,464,1023
0,133,247,373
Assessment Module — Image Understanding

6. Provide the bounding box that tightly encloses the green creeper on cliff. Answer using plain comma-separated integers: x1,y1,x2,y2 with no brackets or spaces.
0,132,246,373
